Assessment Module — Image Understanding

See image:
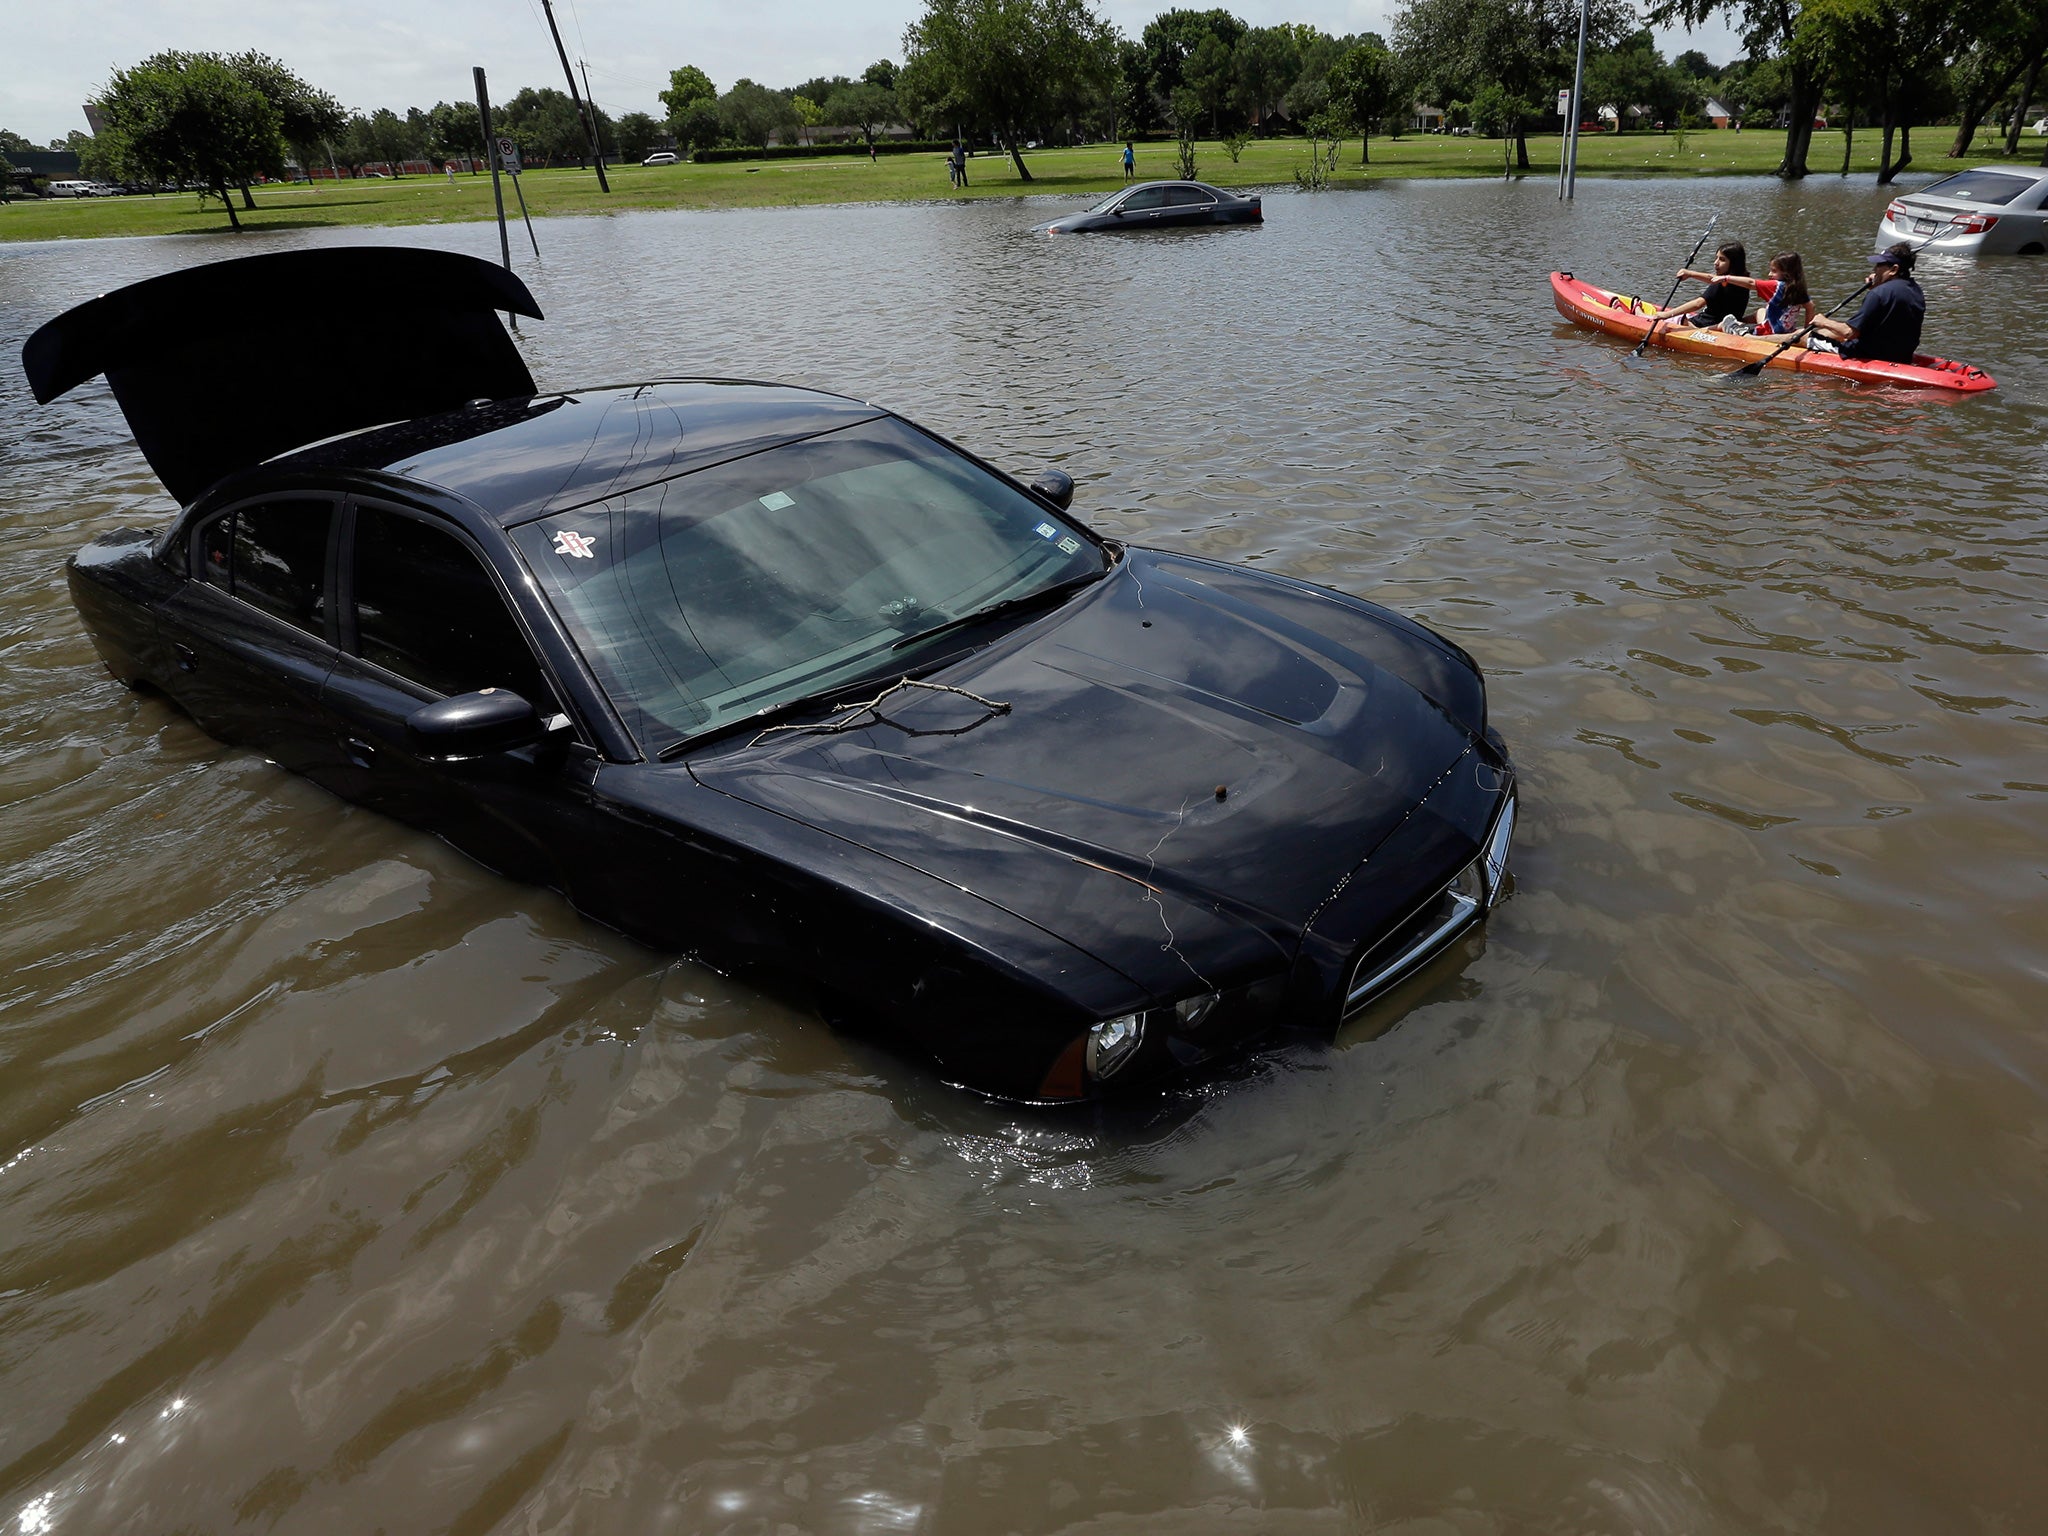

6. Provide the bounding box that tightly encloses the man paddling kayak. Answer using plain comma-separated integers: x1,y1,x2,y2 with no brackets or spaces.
1804,244,1925,364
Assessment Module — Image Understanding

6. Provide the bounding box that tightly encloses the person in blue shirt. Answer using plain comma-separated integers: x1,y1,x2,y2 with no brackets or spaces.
1807,244,1925,364
1122,142,1136,181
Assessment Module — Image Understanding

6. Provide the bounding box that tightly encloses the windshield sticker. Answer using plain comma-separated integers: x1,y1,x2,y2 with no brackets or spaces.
1057,536,1081,554
759,491,795,511
552,529,598,559
1034,522,1057,539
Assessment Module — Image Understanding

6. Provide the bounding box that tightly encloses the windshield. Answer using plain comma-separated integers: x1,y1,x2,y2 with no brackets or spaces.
1084,190,1126,213
512,417,1107,753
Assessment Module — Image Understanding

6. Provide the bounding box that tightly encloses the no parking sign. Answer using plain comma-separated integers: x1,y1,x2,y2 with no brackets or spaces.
497,136,521,174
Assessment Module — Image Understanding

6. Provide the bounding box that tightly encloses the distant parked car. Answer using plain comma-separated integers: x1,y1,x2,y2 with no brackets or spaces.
46,180,100,198
1040,181,1263,233
1881,165,2048,256
642,151,679,166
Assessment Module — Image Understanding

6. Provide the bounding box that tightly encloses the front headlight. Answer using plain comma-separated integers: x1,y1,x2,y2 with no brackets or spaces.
1085,1012,1145,1080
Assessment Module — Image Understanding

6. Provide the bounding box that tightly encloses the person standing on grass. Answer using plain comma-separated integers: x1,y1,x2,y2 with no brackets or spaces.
950,141,968,188
1122,141,1135,181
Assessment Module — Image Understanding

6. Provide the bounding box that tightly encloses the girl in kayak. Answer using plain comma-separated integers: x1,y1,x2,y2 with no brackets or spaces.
1709,251,1814,335
1656,242,1751,328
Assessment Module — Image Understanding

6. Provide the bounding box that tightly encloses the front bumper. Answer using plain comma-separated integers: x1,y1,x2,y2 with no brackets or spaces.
1344,786,1515,1015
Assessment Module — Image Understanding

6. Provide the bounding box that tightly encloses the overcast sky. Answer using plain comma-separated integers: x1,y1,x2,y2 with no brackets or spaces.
8,0,1744,147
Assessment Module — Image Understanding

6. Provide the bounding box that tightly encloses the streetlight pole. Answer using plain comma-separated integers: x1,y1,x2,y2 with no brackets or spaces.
1560,0,1590,199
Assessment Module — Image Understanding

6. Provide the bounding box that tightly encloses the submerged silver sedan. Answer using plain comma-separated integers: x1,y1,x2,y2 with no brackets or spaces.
1880,166,2048,256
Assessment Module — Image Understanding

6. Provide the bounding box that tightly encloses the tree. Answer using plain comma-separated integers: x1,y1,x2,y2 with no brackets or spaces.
1652,0,1826,175
0,129,37,154
659,66,717,123
1944,0,2048,156
228,52,343,193
63,129,120,182
1141,9,1247,107
1114,36,1155,134
1584,31,1680,129
1234,27,1302,125
496,87,590,165
1287,29,1349,121
792,95,825,145
864,59,901,91
717,78,800,148
614,112,664,161
93,51,283,229
339,107,425,175
1793,0,1968,182
823,82,900,152
1187,33,1237,129
424,100,485,168
1327,39,1399,161
1170,86,1201,178
1396,0,1634,169
791,76,853,109
901,0,1117,181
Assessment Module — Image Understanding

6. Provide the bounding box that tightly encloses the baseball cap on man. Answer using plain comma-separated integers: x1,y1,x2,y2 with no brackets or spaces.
1868,244,1915,271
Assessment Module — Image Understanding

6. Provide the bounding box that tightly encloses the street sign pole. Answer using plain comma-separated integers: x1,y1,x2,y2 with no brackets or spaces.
474,68,514,297
1560,0,1591,199
497,136,542,258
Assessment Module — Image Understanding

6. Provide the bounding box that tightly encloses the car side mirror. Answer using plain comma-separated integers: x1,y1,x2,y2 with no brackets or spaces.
407,688,545,759
1029,468,1075,510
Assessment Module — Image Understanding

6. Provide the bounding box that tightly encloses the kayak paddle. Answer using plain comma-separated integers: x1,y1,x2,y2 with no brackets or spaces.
1631,212,1720,360
1719,285,1865,380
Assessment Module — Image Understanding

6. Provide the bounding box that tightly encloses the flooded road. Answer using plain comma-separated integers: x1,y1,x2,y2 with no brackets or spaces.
3,174,2046,1533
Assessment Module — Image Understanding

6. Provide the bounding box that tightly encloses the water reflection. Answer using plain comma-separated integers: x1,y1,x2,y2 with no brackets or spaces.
3,175,2047,1531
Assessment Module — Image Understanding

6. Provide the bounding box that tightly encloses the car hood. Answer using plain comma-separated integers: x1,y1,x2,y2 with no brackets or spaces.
688,549,1478,990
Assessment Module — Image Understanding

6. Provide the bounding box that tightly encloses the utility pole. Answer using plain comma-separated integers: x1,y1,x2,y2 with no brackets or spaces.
579,59,622,165
539,0,609,191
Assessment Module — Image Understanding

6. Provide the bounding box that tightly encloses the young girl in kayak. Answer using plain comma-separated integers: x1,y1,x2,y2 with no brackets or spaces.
1658,242,1750,328
1715,252,1814,335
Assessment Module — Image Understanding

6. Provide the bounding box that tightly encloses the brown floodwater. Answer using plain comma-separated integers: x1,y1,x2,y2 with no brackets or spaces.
3,174,2046,1534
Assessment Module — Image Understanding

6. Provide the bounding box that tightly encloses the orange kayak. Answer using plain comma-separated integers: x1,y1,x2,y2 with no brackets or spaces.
1550,271,1997,394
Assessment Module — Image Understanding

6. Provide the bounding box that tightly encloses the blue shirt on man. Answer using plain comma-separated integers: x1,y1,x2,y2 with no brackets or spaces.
1842,275,1925,364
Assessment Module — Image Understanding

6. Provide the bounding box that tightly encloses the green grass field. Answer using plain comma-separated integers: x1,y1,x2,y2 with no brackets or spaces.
4,128,2039,242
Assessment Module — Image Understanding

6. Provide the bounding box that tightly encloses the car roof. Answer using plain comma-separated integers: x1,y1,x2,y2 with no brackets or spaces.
269,379,886,526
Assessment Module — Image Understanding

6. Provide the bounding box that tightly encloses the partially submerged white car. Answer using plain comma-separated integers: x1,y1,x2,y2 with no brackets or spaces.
1880,166,2048,257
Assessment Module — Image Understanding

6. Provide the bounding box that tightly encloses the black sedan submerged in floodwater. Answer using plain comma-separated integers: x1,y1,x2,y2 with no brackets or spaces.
1040,180,1263,233
24,247,1512,1102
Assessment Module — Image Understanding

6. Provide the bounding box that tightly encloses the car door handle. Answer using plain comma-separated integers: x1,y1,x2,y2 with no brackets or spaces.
343,737,378,769
173,643,198,673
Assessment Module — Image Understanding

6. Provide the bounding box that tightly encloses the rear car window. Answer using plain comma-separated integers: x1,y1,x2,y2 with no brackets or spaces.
194,500,333,638
1915,170,2040,206
1167,186,1212,207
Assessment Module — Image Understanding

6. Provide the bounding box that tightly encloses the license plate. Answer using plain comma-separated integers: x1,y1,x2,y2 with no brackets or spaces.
1912,217,1939,234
